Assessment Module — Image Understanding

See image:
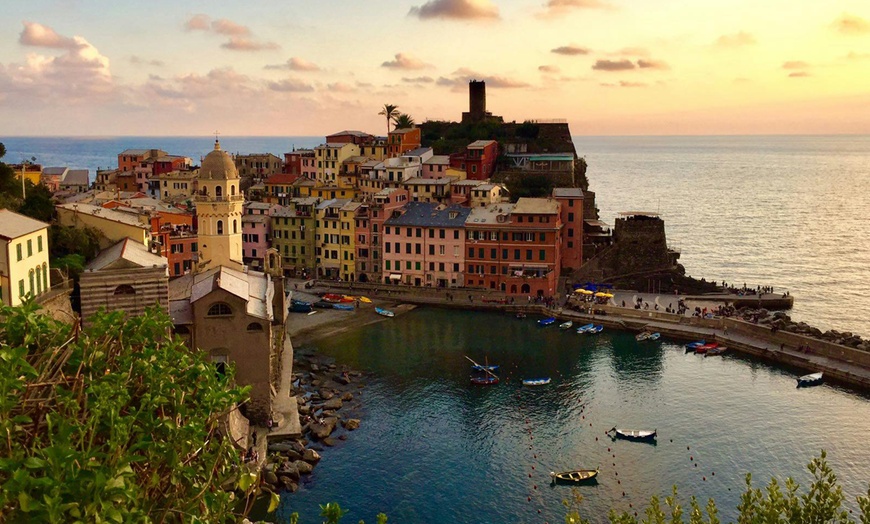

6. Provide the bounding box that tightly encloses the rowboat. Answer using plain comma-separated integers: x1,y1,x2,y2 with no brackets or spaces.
471,364,499,372
648,333,661,341
333,304,354,311
375,307,394,318
322,293,344,303
694,342,719,354
470,375,499,385
797,372,823,388
466,355,499,386
550,468,599,484
559,321,574,330
636,332,651,341
609,427,657,441
705,346,727,356
522,378,551,386
359,296,373,304
576,323,595,334
686,340,706,352
586,325,604,334
290,299,312,313
538,317,556,327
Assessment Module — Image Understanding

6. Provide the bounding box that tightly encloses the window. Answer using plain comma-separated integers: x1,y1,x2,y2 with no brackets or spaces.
439,245,445,255
386,260,391,270
539,249,546,261
114,284,136,295
29,270,34,295
490,248,497,259
35,267,42,294
18,279,25,299
568,212,574,221
385,243,391,253
416,244,421,255
428,229,434,238
405,243,412,254
568,228,574,238
514,249,520,260
468,248,474,258
439,229,445,239
540,233,546,241
526,250,533,261
454,231,459,240
233,220,238,234
16,244,21,261
217,220,223,235
247,322,263,332
37,236,43,252
490,265,496,274
406,261,411,270
215,186,222,197
569,199,574,207
415,262,421,270
429,245,435,255
207,303,232,316
478,248,484,259
42,263,47,290
517,216,523,223
192,243,197,252
502,249,508,259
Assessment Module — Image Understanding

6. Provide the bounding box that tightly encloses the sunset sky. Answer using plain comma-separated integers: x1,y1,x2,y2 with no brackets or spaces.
1,0,869,136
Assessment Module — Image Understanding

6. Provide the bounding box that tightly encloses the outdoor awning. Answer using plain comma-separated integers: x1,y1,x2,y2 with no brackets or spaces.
584,219,611,228
389,274,402,280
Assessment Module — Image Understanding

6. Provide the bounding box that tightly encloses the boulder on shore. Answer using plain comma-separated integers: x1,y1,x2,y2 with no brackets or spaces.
309,417,338,440
343,419,361,431
302,448,322,464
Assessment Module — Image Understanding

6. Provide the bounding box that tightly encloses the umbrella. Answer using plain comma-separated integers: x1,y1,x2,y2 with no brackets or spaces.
576,289,593,295
594,292,607,297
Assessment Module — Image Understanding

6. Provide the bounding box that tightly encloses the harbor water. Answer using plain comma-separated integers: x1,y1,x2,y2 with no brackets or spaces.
283,308,870,523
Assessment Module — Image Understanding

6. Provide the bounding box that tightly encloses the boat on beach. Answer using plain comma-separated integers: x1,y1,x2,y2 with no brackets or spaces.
522,378,551,386
375,307,395,318
550,468,599,484
694,342,719,354
686,340,706,352
576,323,595,334
559,320,574,329
608,427,657,441
333,304,354,311
705,347,727,356
797,372,823,388
538,317,556,327
648,333,661,341
290,299,312,313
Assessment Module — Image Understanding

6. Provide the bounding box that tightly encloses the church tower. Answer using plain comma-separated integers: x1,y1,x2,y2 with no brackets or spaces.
195,140,244,272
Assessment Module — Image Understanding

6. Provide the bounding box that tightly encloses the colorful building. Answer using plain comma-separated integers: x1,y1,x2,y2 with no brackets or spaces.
354,188,409,283
552,188,585,273
314,143,360,185
315,199,350,279
271,198,317,277
263,173,301,205
383,201,471,287
56,203,151,249
0,210,50,307
242,215,271,270
339,201,360,281
387,128,421,158
283,149,315,177
194,140,244,272
450,140,498,180
235,153,282,179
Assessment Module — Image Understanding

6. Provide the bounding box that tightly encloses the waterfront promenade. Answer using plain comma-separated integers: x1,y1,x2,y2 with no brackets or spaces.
285,279,870,392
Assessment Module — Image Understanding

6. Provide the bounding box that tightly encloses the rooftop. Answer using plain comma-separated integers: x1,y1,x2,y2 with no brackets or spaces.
189,266,273,320
468,140,497,149
384,201,472,228
512,197,560,215
61,170,89,186
56,203,149,230
465,203,516,226
552,188,584,198
0,209,49,239
403,177,452,186
86,237,167,272
265,173,300,185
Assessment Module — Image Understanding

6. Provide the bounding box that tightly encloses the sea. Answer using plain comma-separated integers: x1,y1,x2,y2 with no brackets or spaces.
4,134,868,337
4,135,870,522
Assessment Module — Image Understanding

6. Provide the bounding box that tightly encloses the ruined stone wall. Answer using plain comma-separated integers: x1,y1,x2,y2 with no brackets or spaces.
606,216,671,278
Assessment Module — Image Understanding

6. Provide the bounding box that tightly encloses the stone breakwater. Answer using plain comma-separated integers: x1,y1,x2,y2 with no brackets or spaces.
261,351,364,494
737,307,870,351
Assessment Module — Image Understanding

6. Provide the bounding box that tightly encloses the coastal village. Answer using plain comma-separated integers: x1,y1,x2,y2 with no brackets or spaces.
3,81,870,501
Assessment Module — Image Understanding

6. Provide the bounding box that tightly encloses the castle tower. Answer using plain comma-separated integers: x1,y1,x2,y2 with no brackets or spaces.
195,140,244,272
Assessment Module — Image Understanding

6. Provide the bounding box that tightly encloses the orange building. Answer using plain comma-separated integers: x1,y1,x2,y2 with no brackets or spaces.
387,128,421,158
552,188,584,273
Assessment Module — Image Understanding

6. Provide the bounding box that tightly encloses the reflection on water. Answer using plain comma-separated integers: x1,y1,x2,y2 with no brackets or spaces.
283,308,870,524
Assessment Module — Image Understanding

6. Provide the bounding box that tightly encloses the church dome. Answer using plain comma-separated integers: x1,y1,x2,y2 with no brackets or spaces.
199,140,239,180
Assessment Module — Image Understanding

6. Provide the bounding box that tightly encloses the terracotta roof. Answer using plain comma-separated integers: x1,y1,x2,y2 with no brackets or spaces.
265,173,300,185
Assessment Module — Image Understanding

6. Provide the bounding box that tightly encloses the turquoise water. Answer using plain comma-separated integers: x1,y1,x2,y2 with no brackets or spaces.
282,308,870,523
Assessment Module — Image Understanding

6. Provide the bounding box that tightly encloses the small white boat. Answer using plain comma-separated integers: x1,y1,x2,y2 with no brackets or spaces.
559,321,573,330
576,323,595,334
522,378,551,386
375,307,394,318
636,332,651,341
609,428,657,441
648,333,660,341
797,372,823,388
587,325,603,334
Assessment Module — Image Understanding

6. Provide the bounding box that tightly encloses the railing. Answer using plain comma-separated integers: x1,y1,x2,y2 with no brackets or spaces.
193,194,244,202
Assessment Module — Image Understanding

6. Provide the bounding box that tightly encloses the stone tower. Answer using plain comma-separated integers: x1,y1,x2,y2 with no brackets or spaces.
195,140,244,272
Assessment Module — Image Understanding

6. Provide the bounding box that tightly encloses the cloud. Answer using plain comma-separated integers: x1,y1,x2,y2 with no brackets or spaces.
592,59,635,71
184,14,211,32
221,37,280,52
402,76,435,83
327,82,356,93
845,51,870,60
541,0,615,16
211,18,250,36
637,59,669,70
782,61,809,70
409,0,499,20
714,31,756,47
19,21,79,49
381,53,431,70
788,72,811,78
551,45,591,56
831,13,870,35
436,67,530,89
601,80,647,88
130,56,164,67
265,57,320,71
267,78,314,92
538,65,560,73
611,47,650,57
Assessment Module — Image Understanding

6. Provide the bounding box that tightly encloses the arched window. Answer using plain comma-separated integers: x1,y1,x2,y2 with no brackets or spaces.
42,263,48,290
246,322,263,332
510,284,517,294
36,266,42,294
217,220,223,235
233,220,238,234
521,283,531,294
28,269,34,296
207,303,232,316
231,185,236,196
114,284,136,295
215,185,223,197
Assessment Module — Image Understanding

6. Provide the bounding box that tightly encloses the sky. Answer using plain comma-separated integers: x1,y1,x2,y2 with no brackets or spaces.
1,0,869,136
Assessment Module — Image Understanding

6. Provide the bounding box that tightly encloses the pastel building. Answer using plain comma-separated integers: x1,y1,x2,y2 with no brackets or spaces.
387,128,421,158
194,140,244,272
283,149,315,176
314,143,360,185
339,201,360,281
552,188,585,273
242,215,271,270
234,153,282,179
271,198,317,277
0,210,50,306
464,198,562,297
56,203,151,249
315,199,350,279
354,188,409,283
383,202,470,287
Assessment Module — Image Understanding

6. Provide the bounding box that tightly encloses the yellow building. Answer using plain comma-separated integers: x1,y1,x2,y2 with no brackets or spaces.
309,185,358,201
56,203,151,249
0,210,51,306
195,140,244,272
339,201,360,281
153,170,198,201
315,199,350,279
9,163,42,187
314,143,360,185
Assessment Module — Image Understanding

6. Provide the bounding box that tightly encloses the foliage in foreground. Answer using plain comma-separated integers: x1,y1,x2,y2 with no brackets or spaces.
0,302,255,523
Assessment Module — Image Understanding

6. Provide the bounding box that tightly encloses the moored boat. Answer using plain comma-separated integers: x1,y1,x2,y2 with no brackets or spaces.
587,325,604,334
686,340,706,352
636,332,651,341
550,468,599,484
290,299,312,313
471,364,499,372
694,342,719,354
333,304,354,311
608,427,657,441
705,346,727,356
559,320,574,329
576,323,595,334
538,317,556,327
648,333,661,341
522,378,551,386
375,307,395,318
516,312,527,319
797,372,823,388
470,375,499,385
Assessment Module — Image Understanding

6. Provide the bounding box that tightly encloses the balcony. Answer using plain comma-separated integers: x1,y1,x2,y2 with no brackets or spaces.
193,194,244,202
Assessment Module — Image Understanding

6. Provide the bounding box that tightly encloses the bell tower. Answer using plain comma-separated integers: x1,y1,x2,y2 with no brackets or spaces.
195,140,244,272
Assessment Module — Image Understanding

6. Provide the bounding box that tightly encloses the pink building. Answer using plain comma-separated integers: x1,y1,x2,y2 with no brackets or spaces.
382,201,471,287
242,202,276,270
354,188,409,283
552,188,585,273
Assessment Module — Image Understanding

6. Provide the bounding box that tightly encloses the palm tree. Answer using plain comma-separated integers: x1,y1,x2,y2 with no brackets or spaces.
393,113,415,130
378,104,399,136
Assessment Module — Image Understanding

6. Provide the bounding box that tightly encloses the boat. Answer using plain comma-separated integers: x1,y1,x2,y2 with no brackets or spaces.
694,342,719,354
797,372,823,388
470,375,499,385
313,300,334,309
705,346,727,356
332,304,354,311
289,299,312,313
586,325,604,334
648,333,661,341
609,427,657,441
516,312,527,319
538,317,556,327
559,321,574,330
359,296,373,304
685,340,706,351
522,378,551,386
322,293,344,303
576,323,595,334
636,332,651,341
466,355,499,386
471,364,499,372
375,307,395,318
550,468,599,484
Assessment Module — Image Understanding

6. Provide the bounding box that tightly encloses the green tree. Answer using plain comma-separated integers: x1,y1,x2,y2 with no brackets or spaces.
392,113,415,130
378,104,399,136
17,183,54,222
0,302,260,522
49,224,102,262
